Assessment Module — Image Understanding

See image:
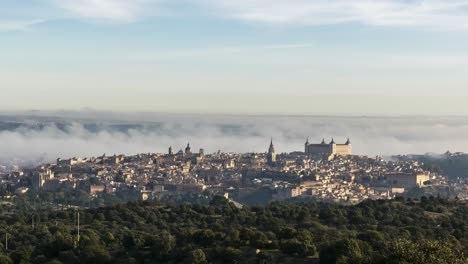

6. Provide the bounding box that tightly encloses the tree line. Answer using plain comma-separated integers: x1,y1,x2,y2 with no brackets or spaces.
0,196,466,263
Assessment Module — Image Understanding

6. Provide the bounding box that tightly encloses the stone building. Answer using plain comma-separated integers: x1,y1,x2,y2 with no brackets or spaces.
304,138,352,156
386,172,430,188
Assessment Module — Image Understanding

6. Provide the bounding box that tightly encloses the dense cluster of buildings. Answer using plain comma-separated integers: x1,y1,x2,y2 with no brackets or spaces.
0,138,467,205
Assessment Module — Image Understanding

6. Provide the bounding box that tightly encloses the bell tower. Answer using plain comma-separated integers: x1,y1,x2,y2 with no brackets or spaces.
267,138,277,166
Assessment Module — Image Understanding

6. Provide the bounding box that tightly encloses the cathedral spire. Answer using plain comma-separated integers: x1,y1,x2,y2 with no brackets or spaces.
268,138,275,153
267,138,276,166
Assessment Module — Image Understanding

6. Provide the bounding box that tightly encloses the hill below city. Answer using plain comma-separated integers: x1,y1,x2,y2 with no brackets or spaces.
0,197,466,263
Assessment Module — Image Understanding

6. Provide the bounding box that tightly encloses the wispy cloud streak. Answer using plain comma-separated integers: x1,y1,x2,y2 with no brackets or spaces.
3,1,468,29
0,19,46,32
53,0,159,22
128,43,315,60
199,0,468,30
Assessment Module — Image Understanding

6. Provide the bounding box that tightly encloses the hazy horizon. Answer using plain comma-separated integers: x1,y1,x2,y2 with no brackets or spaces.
4,109,468,118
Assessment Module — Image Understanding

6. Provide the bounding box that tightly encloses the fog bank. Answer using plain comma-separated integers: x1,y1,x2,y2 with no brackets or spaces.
1,112,467,165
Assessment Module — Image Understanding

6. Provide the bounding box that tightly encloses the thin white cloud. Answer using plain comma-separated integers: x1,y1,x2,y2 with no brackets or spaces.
128,43,315,60
199,0,468,30
3,0,468,29
53,0,160,22
0,19,47,32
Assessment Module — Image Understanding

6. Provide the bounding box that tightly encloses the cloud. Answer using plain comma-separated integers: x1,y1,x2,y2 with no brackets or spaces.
0,19,47,32
128,43,315,60
1,113,468,167
199,0,468,30
3,0,468,29
53,0,159,22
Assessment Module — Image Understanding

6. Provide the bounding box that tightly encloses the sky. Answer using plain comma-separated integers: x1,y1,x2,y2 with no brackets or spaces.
1,0,468,115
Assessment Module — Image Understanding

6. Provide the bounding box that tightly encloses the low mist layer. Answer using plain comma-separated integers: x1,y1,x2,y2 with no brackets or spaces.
1,112,467,165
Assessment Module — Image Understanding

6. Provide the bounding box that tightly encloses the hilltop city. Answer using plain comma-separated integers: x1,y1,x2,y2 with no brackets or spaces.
1,138,467,207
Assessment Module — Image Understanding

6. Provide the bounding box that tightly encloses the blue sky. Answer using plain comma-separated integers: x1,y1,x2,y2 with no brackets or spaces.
1,0,468,115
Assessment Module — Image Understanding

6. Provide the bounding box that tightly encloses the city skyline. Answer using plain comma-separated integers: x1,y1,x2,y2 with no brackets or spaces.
2,0,468,115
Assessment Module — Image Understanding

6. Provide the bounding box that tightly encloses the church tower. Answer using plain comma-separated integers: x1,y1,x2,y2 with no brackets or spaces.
168,146,173,155
267,138,277,166
305,138,309,153
185,143,192,155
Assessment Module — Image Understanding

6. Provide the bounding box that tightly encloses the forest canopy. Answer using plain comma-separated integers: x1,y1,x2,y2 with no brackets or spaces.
0,196,466,264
